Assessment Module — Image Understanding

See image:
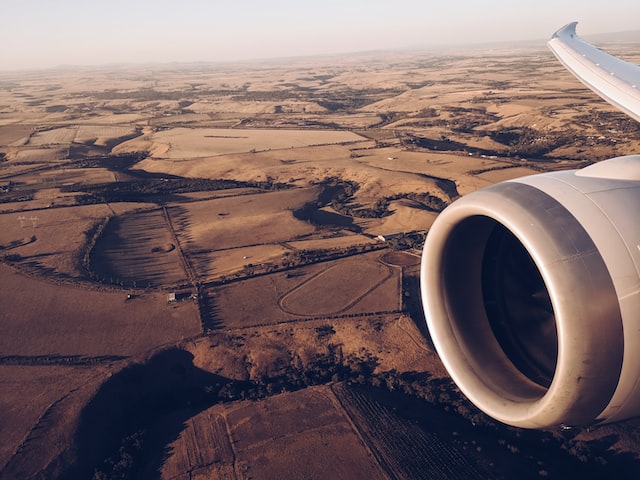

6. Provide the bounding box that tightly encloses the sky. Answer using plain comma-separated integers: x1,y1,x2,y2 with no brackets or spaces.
2,0,639,70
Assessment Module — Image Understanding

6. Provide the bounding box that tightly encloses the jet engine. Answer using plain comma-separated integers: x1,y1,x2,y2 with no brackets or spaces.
420,155,640,428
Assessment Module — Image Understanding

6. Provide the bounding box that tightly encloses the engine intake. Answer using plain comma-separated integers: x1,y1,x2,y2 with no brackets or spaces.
420,156,640,428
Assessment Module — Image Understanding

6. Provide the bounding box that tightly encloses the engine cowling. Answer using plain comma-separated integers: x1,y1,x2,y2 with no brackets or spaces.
420,155,640,429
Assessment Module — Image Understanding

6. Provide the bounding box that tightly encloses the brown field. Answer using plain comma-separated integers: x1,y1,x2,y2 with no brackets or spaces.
214,251,401,328
1,40,640,479
0,263,200,357
9,166,115,190
331,383,486,480
0,364,109,472
0,203,145,276
170,187,320,282
160,411,236,480
11,148,68,162
90,208,187,287
279,255,397,316
381,251,421,266
224,387,386,480
162,386,387,480
175,187,319,251
287,233,375,251
151,127,366,158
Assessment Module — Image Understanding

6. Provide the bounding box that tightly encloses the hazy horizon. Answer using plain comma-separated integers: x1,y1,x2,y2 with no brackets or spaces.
2,0,640,71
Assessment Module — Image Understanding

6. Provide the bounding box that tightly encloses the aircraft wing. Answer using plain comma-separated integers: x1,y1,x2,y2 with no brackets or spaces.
547,22,640,122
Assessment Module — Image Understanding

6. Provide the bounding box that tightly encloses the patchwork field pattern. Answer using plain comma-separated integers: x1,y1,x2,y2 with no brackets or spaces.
2,40,640,479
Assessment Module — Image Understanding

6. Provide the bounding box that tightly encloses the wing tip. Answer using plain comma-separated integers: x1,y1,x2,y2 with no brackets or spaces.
551,22,578,40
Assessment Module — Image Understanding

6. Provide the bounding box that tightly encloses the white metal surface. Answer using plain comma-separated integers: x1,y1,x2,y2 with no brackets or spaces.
547,22,640,123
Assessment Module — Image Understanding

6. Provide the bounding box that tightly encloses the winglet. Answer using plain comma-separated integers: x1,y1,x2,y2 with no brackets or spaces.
548,22,640,122
551,21,578,40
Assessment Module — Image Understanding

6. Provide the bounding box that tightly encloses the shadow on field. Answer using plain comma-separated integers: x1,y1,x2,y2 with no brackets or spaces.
61,349,227,480
402,272,435,349
58,348,640,480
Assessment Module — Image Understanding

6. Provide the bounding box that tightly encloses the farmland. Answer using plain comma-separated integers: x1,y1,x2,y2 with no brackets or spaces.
2,40,640,479
90,209,187,287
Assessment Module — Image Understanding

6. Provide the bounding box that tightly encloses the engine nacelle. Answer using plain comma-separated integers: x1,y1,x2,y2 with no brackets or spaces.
420,155,640,429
